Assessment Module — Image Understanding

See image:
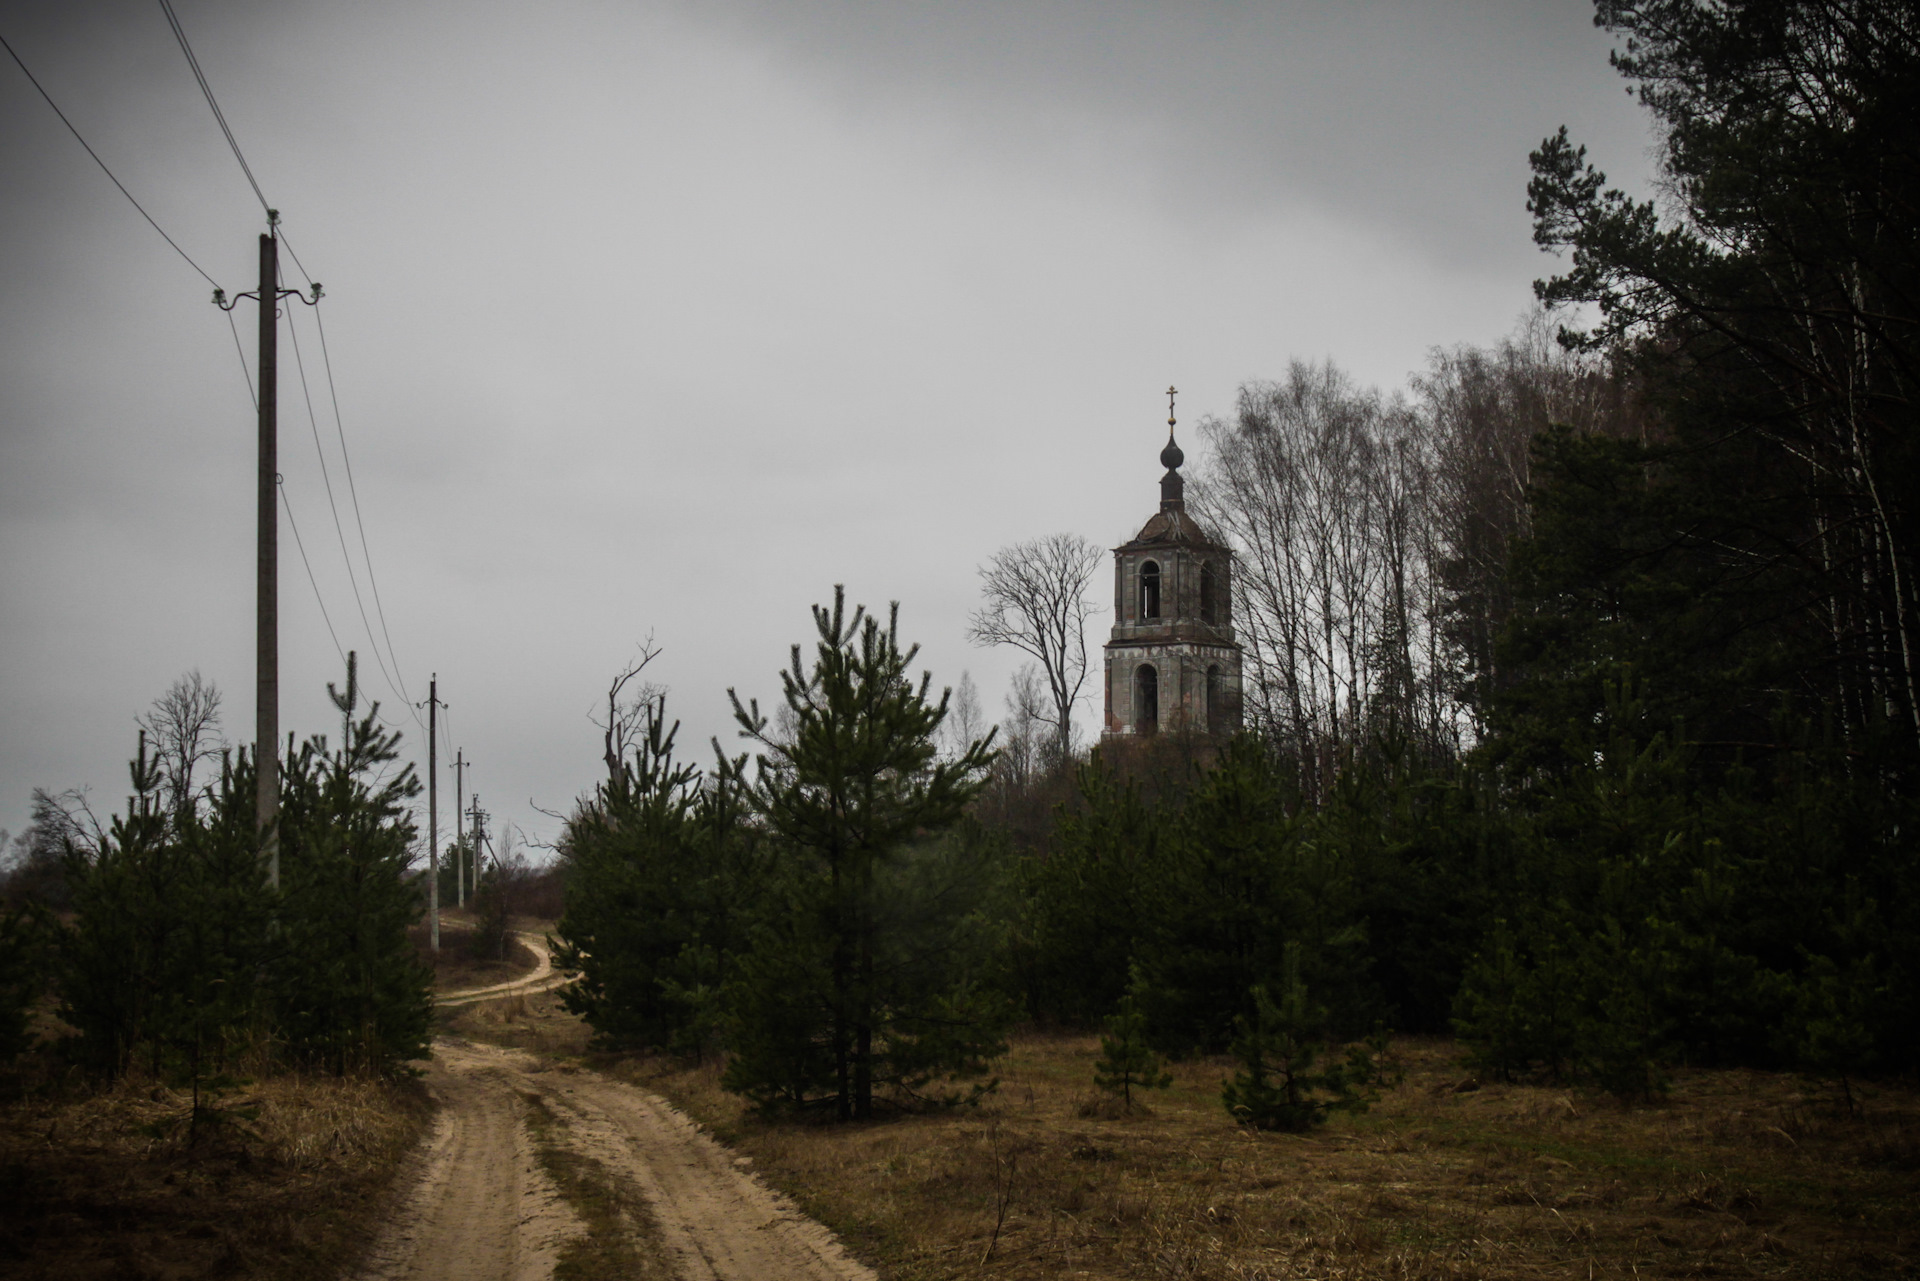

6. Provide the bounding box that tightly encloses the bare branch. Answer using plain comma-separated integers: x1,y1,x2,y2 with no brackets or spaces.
591,635,665,783
967,533,1102,761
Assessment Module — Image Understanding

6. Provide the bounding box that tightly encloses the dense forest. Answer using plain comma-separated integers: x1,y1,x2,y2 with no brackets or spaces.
0,657,431,1107
2,0,1912,1131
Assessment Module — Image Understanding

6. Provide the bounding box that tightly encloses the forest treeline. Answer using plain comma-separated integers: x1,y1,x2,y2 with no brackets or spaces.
550,0,1920,1118
0,657,431,1097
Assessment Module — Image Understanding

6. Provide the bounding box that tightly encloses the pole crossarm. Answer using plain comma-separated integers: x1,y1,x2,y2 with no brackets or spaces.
215,284,322,310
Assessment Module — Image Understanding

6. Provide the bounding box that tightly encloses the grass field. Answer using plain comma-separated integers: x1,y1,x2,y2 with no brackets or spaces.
604,1030,1919,1281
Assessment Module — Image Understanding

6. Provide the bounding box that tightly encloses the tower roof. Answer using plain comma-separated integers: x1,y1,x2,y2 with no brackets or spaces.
1117,389,1224,550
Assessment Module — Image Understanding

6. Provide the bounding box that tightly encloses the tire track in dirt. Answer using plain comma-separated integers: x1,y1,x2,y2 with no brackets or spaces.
354,1040,582,1281
361,1035,875,1281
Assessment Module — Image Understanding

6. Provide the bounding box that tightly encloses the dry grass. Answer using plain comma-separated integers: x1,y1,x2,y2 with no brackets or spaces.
414,916,538,991
605,1032,1920,1281
0,1066,429,1279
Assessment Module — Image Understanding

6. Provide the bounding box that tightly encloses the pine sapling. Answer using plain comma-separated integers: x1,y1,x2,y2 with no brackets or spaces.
1223,945,1385,1131
1093,965,1171,1110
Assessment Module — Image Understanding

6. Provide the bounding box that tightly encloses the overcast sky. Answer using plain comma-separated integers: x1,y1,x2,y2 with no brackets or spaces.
0,0,1654,852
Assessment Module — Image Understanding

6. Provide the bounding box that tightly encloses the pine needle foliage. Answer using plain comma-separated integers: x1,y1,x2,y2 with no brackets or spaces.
1093,965,1171,1109
724,587,1003,1120
272,653,433,1075
1223,945,1386,1132
553,698,760,1056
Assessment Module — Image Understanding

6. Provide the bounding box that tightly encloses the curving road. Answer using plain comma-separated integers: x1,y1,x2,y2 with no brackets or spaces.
433,930,575,1008
359,943,874,1280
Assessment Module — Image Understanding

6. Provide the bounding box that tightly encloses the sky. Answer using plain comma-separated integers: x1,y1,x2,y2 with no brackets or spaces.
0,0,1655,854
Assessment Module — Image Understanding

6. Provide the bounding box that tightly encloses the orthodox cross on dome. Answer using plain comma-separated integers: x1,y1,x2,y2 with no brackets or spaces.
1166,385,1177,430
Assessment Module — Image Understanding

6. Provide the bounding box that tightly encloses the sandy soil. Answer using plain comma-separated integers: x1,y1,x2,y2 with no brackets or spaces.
363,953,875,1281
434,930,574,1008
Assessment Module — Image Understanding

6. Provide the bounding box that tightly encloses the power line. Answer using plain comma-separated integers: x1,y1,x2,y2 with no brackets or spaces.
309,300,414,709
277,226,319,295
285,308,419,732
227,310,255,405
155,0,271,217
279,483,349,671
151,0,424,743
1,32,222,290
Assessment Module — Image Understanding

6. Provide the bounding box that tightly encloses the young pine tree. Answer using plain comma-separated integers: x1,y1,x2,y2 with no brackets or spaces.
553,699,761,1053
1222,944,1385,1131
1092,965,1171,1110
272,654,432,1075
724,587,1001,1119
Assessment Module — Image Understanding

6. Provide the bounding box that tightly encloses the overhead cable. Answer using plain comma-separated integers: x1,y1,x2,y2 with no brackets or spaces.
311,302,415,710
155,0,271,216
286,308,418,730
280,484,350,672
2,32,222,290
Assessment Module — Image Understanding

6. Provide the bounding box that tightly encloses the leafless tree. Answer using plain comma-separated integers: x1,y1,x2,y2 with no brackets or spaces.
968,533,1102,763
1191,314,1645,787
135,671,225,817
941,670,989,761
1415,310,1642,722
993,664,1052,791
591,635,664,783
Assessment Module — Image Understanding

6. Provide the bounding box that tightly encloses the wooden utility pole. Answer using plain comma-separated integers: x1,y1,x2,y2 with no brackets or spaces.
256,225,280,887
424,676,443,952
453,749,467,908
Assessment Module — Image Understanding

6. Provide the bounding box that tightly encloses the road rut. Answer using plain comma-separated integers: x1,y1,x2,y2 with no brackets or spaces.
363,993,874,1280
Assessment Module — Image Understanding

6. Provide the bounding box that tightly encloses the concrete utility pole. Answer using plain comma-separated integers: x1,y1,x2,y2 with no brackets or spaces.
256,226,280,887
424,676,444,952
468,794,488,886
453,749,467,908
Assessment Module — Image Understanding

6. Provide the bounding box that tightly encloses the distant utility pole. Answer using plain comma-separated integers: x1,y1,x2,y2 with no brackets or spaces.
423,676,444,951
453,749,467,908
468,794,488,887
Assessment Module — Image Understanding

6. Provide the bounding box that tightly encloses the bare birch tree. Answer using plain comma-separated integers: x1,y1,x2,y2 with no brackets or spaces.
135,671,225,818
968,533,1102,763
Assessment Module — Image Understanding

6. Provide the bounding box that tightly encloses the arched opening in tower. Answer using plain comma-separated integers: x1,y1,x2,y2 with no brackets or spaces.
1140,561,1161,619
1135,663,1159,734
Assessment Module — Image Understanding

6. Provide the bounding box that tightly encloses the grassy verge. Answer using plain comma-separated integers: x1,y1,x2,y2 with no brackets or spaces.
521,1090,672,1281
441,984,1920,1277
615,1033,1919,1281
0,1066,429,1279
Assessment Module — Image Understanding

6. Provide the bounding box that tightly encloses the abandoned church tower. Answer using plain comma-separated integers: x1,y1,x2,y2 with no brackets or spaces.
1103,394,1243,739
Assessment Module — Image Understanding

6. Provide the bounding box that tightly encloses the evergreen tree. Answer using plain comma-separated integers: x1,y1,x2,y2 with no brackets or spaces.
272,654,432,1075
553,699,760,1054
1014,753,1159,1023
1092,966,1170,1109
723,587,1001,1119
0,904,45,1064
1222,945,1384,1131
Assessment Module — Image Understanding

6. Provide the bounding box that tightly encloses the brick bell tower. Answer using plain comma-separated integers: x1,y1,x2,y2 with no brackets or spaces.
1103,389,1243,740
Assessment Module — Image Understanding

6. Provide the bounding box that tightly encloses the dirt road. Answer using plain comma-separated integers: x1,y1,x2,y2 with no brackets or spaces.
434,930,575,1008
361,968,875,1280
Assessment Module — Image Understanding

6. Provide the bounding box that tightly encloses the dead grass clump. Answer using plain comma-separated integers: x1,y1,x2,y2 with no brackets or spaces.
1076,1091,1154,1120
